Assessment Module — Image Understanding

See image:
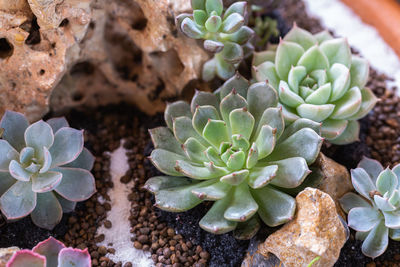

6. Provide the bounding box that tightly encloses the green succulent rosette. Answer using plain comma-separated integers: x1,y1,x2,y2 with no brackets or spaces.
145,73,323,238
340,157,400,258
252,24,378,144
176,0,255,81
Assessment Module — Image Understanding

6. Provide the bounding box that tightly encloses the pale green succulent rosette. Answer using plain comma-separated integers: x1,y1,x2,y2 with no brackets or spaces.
176,0,255,81
145,73,323,238
0,111,96,230
252,25,378,144
340,157,400,258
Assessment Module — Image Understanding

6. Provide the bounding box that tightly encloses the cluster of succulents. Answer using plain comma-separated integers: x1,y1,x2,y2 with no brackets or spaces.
252,25,377,144
176,0,255,81
340,157,400,258
145,73,323,238
7,236,91,267
249,5,280,50
0,111,96,230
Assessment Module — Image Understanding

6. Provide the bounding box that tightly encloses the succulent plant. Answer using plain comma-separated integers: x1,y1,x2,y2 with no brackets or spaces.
7,236,91,267
340,157,400,258
176,0,255,81
252,24,378,144
145,73,323,238
0,111,96,230
249,5,280,50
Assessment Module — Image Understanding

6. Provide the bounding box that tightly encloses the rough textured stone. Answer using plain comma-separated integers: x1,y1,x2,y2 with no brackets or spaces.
260,188,347,267
0,247,19,267
315,153,353,218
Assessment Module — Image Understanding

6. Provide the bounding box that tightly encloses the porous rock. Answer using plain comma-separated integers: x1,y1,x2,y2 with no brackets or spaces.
0,247,19,267
260,188,347,267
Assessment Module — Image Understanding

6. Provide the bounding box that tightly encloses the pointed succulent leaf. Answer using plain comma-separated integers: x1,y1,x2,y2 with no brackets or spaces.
192,181,231,200
350,56,369,88
320,38,351,67
347,87,378,120
275,41,304,80
361,222,388,259
0,181,36,220
0,171,15,195
392,164,400,185
55,194,76,213
205,146,225,166
330,87,362,120
32,236,65,266
297,45,330,72
46,117,69,133
184,137,208,163
31,192,63,230
296,103,335,122
329,63,351,102
204,39,224,53
348,206,381,231
248,165,278,189
7,250,45,267
176,160,229,179
252,51,276,67
247,82,278,126
374,195,396,212
58,248,91,267
205,0,223,16
155,180,214,212
144,176,193,193
329,120,360,145
223,1,247,19
266,128,322,164
305,83,331,105
49,128,84,168
193,10,207,25
232,134,249,151
310,69,328,86
278,80,304,108
9,160,31,181
19,147,34,165
226,151,246,171
173,116,206,146
53,167,95,202
149,127,185,156
193,105,220,134
246,143,258,169
221,26,254,45
220,89,248,124
221,42,243,64
63,148,95,171
351,167,376,200
389,190,400,206
253,62,279,90
230,108,254,140
224,183,258,222
339,192,372,214
314,30,333,43
199,194,237,234
221,13,244,34
220,73,249,99
376,168,398,195
205,15,222,33
220,169,249,185
233,215,260,240
321,119,348,139
25,120,54,155
181,17,205,39
269,157,310,188
287,66,307,94
255,125,276,160
278,118,321,142
283,25,317,50
253,107,284,141
0,110,29,151
39,147,52,173
203,120,229,148
252,186,296,226
32,171,62,193
165,101,191,129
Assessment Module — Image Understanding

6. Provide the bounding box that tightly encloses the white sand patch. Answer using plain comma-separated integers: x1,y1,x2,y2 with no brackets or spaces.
303,0,400,89
97,142,153,267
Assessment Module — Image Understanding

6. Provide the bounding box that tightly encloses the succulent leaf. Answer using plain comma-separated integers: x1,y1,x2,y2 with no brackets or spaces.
146,74,322,237
0,111,29,151
253,25,376,144
31,192,63,230
32,237,65,266
7,250,46,267
362,221,388,259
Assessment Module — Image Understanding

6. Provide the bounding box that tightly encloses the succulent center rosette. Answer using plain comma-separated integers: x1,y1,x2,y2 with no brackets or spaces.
252,24,378,144
0,111,96,230
145,73,323,238
340,157,400,258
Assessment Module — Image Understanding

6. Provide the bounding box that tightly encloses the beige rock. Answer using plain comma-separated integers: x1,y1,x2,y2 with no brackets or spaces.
315,153,353,218
0,247,19,267
260,188,347,267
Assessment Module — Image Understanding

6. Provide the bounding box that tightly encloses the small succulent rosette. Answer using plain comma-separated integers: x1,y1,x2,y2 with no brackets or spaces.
176,0,254,81
340,157,400,258
7,236,91,267
252,24,378,144
145,73,323,238
0,111,96,230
